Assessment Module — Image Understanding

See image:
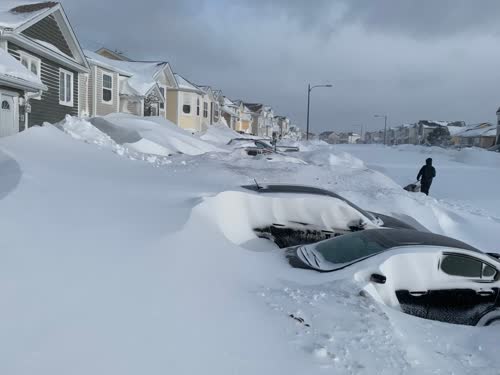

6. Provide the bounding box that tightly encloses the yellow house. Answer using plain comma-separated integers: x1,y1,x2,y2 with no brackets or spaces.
167,73,207,132
233,101,253,133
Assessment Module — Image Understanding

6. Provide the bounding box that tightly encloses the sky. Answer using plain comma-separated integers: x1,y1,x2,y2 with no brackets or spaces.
59,0,500,133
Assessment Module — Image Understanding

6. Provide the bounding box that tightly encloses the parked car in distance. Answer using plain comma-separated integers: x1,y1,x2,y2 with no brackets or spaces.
241,183,418,247
228,138,299,156
286,228,500,326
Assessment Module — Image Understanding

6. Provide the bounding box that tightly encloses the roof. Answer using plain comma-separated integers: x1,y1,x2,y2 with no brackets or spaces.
95,47,132,62
174,73,203,94
244,103,263,112
455,123,497,138
86,50,169,97
0,46,46,91
0,1,56,29
84,49,132,76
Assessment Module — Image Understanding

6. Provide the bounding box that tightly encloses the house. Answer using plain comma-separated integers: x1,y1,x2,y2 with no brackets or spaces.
198,86,221,125
0,1,90,127
417,120,464,144
0,46,47,135
86,50,176,118
220,97,239,130
454,123,497,149
275,116,290,138
244,103,274,137
233,100,253,134
167,73,207,132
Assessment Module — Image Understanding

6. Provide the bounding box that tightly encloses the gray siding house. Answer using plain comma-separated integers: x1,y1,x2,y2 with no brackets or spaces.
0,2,90,128
0,47,47,136
93,49,177,119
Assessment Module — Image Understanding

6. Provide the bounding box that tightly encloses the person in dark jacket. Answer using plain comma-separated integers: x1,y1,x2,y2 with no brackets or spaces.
417,158,436,196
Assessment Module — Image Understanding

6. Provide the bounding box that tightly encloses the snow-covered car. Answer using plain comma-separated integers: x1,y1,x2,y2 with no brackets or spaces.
241,184,417,247
228,138,299,155
286,228,500,326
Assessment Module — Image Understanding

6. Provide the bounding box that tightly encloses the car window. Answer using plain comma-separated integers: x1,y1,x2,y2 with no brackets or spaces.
482,264,497,280
309,231,387,265
440,254,496,280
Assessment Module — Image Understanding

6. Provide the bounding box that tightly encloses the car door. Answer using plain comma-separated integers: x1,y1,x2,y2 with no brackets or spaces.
426,253,499,325
395,289,430,319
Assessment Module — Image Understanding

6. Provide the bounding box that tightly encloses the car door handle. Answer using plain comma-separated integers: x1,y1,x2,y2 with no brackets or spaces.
477,291,495,297
409,291,428,296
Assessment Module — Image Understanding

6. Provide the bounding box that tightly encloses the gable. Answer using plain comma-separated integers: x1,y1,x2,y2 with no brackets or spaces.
21,14,73,58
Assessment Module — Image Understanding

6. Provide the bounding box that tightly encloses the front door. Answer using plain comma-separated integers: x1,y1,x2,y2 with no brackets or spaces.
0,93,18,137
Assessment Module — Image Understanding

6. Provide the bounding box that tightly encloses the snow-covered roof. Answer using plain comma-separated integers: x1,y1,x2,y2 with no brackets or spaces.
0,46,46,91
84,50,132,76
455,123,497,138
85,50,168,97
0,1,56,30
174,73,203,93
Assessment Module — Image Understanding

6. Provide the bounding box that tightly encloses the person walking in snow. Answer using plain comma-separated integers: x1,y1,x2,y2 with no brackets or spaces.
417,158,436,196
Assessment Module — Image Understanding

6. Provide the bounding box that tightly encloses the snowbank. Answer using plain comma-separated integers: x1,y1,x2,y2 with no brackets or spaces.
56,114,225,162
199,123,256,145
103,114,224,155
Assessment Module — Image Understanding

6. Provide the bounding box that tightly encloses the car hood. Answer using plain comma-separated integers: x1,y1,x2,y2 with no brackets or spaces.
368,212,417,230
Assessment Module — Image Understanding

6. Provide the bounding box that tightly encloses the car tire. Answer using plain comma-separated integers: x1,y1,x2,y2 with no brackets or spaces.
476,310,500,326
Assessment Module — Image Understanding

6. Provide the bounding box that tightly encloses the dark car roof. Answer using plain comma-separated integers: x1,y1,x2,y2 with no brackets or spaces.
347,229,480,253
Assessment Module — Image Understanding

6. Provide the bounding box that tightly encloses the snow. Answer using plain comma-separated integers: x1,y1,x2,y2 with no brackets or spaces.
455,123,496,138
34,38,73,59
0,1,50,29
84,50,167,96
174,73,202,92
0,47,44,88
199,122,256,145
0,122,499,374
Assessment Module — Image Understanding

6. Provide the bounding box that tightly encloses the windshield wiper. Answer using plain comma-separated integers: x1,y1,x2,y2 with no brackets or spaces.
310,250,321,268
299,247,314,268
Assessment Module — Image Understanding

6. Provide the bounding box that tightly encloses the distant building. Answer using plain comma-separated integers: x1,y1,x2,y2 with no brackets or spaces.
453,123,496,149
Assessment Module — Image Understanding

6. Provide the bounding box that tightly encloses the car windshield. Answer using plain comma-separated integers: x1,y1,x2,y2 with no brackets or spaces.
302,229,481,270
305,230,389,267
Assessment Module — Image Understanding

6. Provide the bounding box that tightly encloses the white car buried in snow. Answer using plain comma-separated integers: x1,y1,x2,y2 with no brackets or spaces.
286,228,500,326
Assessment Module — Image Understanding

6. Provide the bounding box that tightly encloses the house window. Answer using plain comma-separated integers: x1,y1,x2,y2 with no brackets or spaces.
203,102,208,118
59,68,74,107
102,73,113,103
159,87,165,109
20,53,41,79
196,98,200,116
183,94,192,114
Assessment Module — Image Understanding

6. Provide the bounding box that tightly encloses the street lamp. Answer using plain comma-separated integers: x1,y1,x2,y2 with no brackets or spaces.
306,83,332,140
374,114,388,145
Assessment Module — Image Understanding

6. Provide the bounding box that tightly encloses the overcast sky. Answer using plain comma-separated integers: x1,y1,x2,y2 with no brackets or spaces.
61,0,500,133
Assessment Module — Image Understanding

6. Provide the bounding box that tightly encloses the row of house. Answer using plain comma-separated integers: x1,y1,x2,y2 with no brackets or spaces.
364,120,497,149
0,1,293,139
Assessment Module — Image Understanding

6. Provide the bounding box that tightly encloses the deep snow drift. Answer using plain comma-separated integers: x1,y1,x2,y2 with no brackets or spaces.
0,119,499,375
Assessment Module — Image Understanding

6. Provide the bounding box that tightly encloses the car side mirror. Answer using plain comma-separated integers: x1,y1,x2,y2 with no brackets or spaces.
370,273,387,284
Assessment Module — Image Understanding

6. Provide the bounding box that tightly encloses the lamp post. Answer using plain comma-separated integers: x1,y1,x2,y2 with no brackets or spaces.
374,114,387,145
306,83,332,140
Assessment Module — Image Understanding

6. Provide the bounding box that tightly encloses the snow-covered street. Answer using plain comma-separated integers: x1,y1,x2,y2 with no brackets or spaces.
0,118,499,374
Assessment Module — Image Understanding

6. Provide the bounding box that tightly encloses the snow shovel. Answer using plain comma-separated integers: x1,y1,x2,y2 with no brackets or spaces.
403,181,421,193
